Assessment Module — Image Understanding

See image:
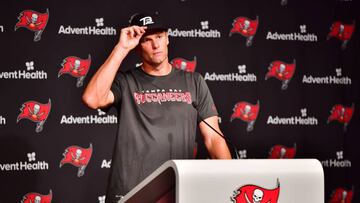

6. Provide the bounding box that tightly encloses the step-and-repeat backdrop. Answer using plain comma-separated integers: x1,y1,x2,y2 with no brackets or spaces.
0,0,359,202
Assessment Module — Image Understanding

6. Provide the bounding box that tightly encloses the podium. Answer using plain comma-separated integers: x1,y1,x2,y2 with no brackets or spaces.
118,159,324,203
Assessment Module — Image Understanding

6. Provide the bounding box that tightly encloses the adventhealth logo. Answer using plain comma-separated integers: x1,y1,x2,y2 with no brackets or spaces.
60,109,117,124
267,108,318,125
168,21,221,38
0,61,47,80
204,65,257,82
266,24,318,42
0,152,49,171
303,68,351,85
58,18,116,36
321,151,351,168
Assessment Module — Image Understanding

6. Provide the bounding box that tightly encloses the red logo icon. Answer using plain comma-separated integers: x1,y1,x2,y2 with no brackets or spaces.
58,55,91,87
329,187,353,203
21,190,52,203
327,21,355,50
230,101,260,132
265,59,296,90
60,143,93,177
230,16,259,46
327,103,354,132
17,99,51,133
171,56,197,72
231,179,280,203
269,143,296,159
15,9,49,42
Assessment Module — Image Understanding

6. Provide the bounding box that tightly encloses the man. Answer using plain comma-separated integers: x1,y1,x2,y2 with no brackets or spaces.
82,12,231,202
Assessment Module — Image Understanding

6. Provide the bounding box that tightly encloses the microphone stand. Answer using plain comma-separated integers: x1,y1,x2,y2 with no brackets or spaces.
199,117,240,159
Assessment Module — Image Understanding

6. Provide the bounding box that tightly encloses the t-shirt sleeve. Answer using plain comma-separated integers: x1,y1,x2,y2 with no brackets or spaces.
111,71,125,107
194,73,218,121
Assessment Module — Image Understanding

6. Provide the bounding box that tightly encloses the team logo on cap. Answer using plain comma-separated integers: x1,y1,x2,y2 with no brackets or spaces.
15,9,49,42
58,55,91,87
231,179,280,203
60,143,93,177
171,56,197,72
21,190,52,203
229,16,259,47
269,143,296,159
327,21,355,50
140,16,154,26
265,59,296,90
17,99,51,133
328,187,353,203
327,103,354,132
230,101,260,132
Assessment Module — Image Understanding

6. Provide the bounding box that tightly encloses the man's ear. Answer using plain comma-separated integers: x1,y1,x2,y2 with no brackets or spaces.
166,32,169,45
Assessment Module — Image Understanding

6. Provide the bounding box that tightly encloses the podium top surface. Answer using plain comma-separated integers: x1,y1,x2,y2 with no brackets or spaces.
120,159,324,203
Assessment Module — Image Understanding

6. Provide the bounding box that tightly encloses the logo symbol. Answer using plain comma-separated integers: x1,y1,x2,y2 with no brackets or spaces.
327,21,355,50
328,187,353,203
27,152,36,161
95,18,104,27
229,16,259,47
265,59,296,90
269,143,297,159
171,56,197,72
327,103,354,132
300,25,307,33
60,143,93,177
281,0,288,6
17,99,51,133
98,195,106,203
15,9,49,42
201,21,209,30
58,55,91,87
140,16,154,26
231,179,280,203
21,190,52,203
238,149,247,159
230,101,260,132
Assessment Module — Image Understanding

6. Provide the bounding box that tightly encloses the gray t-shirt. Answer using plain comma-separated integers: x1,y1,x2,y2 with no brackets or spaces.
106,67,217,202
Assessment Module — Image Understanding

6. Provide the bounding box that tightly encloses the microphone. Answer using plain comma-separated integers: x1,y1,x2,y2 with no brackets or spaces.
198,116,240,159
192,102,239,159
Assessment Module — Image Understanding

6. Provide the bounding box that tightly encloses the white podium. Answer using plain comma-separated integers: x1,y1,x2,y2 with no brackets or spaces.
119,159,324,203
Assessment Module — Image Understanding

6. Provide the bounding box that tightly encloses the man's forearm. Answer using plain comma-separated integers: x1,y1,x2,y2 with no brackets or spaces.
82,45,129,109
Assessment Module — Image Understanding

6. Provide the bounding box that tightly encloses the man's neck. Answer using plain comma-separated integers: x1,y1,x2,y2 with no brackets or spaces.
141,61,172,76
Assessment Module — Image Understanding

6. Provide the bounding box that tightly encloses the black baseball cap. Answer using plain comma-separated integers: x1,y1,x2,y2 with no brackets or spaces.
129,12,167,32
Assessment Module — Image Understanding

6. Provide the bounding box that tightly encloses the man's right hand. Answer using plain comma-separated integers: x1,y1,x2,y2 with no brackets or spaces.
118,26,147,51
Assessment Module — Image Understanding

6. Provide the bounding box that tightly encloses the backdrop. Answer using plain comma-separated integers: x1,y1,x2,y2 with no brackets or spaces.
0,0,359,202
